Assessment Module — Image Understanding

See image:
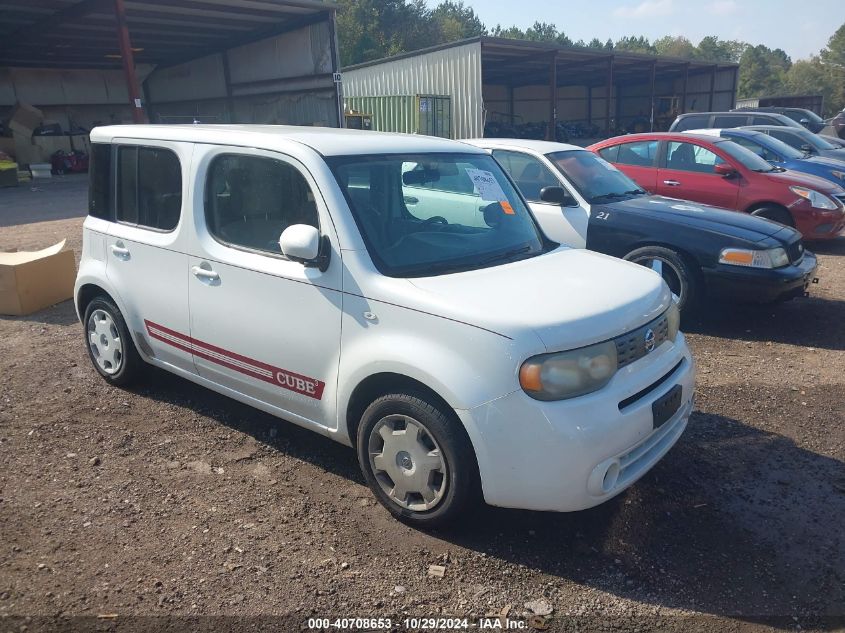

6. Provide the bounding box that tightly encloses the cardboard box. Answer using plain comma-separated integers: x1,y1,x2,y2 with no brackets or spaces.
0,240,76,316
8,102,44,136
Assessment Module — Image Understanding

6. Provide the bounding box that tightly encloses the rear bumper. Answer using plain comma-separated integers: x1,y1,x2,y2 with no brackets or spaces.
704,252,818,303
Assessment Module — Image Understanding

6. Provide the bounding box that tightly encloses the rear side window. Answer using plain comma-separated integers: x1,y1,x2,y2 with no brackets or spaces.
205,154,319,255
88,143,112,220
713,114,744,128
752,115,776,125
673,114,708,131
614,140,658,167
116,146,182,231
597,146,618,162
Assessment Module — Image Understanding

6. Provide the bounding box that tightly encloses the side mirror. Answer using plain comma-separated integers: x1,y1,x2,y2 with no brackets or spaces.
800,118,810,124
279,224,330,271
800,144,814,153
540,186,575,206
714,163,737,177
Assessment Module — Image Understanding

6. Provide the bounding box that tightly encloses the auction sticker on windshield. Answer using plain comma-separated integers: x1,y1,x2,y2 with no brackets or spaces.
465,168,507,201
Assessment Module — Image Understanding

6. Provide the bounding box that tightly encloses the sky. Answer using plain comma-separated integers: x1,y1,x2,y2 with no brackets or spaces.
439,0,845,61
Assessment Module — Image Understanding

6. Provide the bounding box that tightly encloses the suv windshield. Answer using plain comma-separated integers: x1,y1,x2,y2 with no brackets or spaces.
714,139,777,171
329,153,547,277
547,150,645,203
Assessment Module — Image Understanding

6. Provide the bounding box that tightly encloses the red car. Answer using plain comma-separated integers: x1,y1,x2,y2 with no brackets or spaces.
588,133,845,240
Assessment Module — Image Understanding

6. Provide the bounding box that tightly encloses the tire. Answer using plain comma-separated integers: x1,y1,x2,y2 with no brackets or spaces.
624,246,699,316
356,391,478,529
83,296,143,387
750,205,794,227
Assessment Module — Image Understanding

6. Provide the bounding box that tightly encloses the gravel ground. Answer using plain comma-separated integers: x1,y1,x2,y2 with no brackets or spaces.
0,212,843,633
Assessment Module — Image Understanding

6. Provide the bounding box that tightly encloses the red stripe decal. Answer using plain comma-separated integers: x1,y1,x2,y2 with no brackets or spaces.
144,320,325,400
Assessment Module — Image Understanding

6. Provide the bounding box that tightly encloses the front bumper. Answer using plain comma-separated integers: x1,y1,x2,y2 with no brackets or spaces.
458,334,695,512
703,251,818,303
793,205,845,240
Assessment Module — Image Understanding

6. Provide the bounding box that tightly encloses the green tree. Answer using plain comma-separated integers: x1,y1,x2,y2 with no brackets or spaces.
653,35,696,58
737,44,792,99
431,1,486,42
820,23,845,68
785,57,845,117
695,36,746,63
614,36,655,55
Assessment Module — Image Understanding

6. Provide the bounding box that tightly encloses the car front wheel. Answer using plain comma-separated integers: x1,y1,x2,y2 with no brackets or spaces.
357,392,477,528
624,246,699,316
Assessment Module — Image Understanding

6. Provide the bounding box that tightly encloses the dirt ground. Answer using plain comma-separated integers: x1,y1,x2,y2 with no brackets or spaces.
1,184,844,632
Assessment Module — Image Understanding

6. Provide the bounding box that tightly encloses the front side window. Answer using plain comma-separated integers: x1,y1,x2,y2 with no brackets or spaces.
728,136,779,161
664,141,724,173
613,140,658,167
116,146,181,231
547,150,645,204
492,150,563,203
205,154,319,255
330,153,546,277
714,140,776,171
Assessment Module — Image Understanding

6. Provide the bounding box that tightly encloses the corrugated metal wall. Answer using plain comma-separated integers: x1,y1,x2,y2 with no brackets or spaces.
145,21,340,127
345,95,418,134
342,41,483,139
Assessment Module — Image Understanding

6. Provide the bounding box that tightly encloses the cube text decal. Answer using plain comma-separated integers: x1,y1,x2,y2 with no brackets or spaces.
145,320,325,400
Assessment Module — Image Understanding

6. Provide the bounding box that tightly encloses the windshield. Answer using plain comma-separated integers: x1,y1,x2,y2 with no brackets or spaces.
734,132,804,160
796,128,837,150
547,150,644,203
714,139,776,171
329,153,547,277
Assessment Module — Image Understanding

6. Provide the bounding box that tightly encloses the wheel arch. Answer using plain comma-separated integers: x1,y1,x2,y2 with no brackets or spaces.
345,372,458,450
745,201,795,226
623,241,707,295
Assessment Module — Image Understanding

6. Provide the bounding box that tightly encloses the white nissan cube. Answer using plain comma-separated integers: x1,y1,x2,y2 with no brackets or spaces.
75,125,695,527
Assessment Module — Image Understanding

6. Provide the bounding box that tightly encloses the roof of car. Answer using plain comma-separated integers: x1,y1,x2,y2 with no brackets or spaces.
685,128,765,138
89,125,487,157
461,138,583,153
742,125,806,133
593,132,725,145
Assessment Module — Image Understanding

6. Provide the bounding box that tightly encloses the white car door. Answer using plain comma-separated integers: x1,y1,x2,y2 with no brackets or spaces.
492,149,589,248
104,141,195,374
185,146,342,430
400,162,487,227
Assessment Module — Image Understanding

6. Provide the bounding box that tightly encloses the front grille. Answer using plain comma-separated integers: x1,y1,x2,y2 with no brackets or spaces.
614,312,670,369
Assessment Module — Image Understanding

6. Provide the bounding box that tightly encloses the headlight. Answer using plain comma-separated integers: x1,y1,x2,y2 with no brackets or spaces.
519,340,617,401
719,247,789,269
789,186,837,210
831,170,845,182
666,301,680,341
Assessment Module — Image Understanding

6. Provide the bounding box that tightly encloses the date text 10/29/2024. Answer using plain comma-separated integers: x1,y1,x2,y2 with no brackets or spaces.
307,617,531,630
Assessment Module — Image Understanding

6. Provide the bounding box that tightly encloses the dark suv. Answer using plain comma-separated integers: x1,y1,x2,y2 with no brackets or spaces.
669,111,804,132
732,107,826,133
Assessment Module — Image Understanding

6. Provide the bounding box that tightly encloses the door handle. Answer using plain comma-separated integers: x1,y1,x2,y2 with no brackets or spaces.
191,265,220,282
110,244,130,258
663,180,681,186
404,196,419,205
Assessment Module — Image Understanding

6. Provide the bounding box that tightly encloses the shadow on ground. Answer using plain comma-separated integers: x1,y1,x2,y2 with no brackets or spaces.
132,363,844,630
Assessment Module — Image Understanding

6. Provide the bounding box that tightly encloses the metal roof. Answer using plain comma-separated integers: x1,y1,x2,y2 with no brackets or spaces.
0,0,337,69
345,36,738,88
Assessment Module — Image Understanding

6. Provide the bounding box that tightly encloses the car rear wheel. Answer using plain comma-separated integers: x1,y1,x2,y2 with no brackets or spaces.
83,296,143,386
357,391,477,529
624,246,698,315
750,205,794,227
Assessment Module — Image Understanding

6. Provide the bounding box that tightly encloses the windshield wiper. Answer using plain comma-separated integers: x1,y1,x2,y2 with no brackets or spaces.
590,191,638,202
478,245,533,266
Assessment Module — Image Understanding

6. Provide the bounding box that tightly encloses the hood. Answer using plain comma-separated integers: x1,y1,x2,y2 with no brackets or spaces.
600,195,784,242
406,247,670,352
819,148,845,162
801,155,845,171
764,167,845,194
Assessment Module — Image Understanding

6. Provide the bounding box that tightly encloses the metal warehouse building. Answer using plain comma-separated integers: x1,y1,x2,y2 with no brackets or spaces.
1,0,342,163
342,36,739,141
